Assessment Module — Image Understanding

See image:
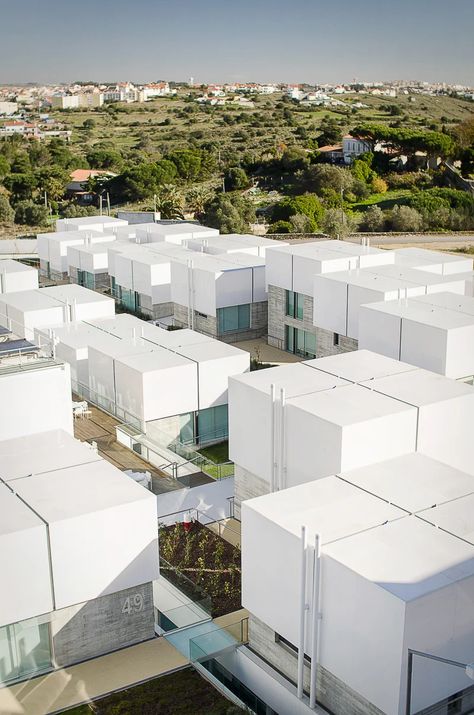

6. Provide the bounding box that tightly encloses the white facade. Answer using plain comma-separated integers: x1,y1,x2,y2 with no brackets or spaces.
242,438,474,714
0,428,159,684
38,229,115,277
0,259,38,294
359,292,474,379
229,352,420,489
55,216,128,233
0,360,73,440
313,265,469,340
0,285,115,339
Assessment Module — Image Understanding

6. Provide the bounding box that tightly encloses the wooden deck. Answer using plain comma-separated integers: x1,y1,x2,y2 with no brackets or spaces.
72,400,180,493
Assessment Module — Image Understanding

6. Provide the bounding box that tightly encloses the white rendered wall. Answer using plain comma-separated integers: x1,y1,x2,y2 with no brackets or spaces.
358,305,402,360
215,268,253,309
0,264,38,293
0,363,73,439
265,248,293,292
0,487,53,627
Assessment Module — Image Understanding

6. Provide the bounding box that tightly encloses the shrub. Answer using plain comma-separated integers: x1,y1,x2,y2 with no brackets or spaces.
371,177,388,194
388,205,423,232
268,220,293,234
361,205,386,232
14,200,49,226
0,194,14,223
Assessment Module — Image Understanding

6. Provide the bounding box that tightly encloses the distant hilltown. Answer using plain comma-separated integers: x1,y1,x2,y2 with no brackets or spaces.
0,78,472,141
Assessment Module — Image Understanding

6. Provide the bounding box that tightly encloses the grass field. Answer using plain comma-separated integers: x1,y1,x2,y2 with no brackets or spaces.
49,90,474,166
350,189,413,211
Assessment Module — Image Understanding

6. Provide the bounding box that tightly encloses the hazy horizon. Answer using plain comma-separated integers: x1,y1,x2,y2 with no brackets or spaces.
1,0,473,86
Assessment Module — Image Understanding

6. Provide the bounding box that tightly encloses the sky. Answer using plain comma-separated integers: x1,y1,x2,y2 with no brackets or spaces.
0,0,473,86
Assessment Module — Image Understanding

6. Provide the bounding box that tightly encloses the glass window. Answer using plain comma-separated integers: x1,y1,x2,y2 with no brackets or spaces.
197,405,229,444
179,412,195,444
285,326,316,359
0,616,52,685
217,304,250,334
285,290,303,320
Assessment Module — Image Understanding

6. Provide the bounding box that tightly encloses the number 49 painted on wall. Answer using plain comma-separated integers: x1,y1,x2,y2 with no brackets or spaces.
122,593,144,615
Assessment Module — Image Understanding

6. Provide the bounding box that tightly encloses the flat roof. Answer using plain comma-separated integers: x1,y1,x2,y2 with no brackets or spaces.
418,494,474,544
317,269,429,293
288,382,415,426
413,292,474,317
364,367,474,407
369,264,467,288
41,284,113,306
361,299,474,330
116,345,193,373
38,229,105,241
340,453,474,513
0,482,45,536
88,335,155,360
173,339,248,363
230,362,349,398
63,216,126,226
323,516,474,601
11,458,151,522
0,289,62,311
0,259,36,274
305,349,417,384
0,429,101,482
245,475,404,542
394,247,473,267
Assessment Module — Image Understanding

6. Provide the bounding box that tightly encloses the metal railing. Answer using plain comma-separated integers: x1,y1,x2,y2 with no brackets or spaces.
71,378,143,432
158,508,241,547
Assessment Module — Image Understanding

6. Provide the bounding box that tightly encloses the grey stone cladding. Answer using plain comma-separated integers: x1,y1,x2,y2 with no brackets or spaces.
173,301,268,343
248,614,385,715
234,464,269,521
51,581,155,667
267,284,357,358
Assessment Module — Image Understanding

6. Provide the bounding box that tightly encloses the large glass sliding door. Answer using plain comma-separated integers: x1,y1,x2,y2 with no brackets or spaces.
285,325,317,359
0,615,52,685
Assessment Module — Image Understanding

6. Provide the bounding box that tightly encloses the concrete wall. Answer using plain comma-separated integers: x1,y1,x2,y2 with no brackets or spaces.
174,301,267,343
267,285,357,357
248,615,384,715
52,581,154,667
234,464,268,520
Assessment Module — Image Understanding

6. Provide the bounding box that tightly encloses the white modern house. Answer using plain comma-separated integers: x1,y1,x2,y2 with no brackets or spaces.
266,240,396,357
38,229,116,280
37,312,250,446
232,349,474,714
242,470,474,715
266,242,473,361
0,284,115,339
0,259,38,294
229,349,474,513
359,292,474,381
0,427,159,686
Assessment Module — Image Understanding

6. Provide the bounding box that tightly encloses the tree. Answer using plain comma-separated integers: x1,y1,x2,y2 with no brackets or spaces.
272,194,324,231
187,186,213,218
86,148,123,171
0,155,9,180
14,201,49,226
224,167,251,191
361,206,385,232
388,205,423,232
4,173,37,201
317,117,342,146
155,185,184,219
0,194,14,223
302,164,353,196
202,193,256,234
167,149,202,182
322,209,360,238
83,118,96,130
